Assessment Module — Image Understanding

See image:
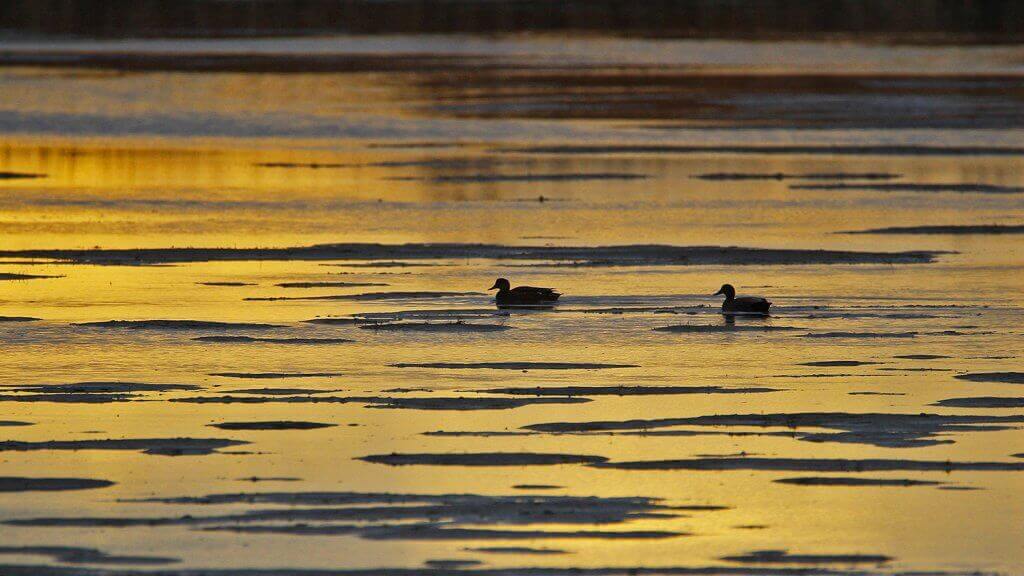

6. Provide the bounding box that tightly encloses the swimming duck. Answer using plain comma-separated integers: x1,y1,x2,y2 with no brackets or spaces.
488,278,560,306
714,283,771,315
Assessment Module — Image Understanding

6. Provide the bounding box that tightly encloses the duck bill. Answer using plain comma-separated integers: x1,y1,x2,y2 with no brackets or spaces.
488,283,500,290
712,288,724,296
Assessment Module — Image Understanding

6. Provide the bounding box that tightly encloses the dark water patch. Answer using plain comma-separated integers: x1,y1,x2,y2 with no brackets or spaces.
798,361,881,367
0,546,177,566
359,452,608,466
0,273,61,281
0,243,943,266
256,162,358,169
392,362,639,370
76,319,282,330
774,477,941,487
128,490,674,516
303,318,376,325
0,382,199,393
322,261,446,268
504,144,1024,157
427,429,796,439
561,306,705,314
0,477,114,492
197,281,255,286
275,281,389,288
204,524,683,540
655,325,800,333
229,385,344,393
482,386,778,397
465,546,566,555
174,394,585,411
895,354,951,360
236,477,302,482
524,412,1024,448
194,336,354,344
846,224,1024,235
0,171,46,180
937,486,983,491
0,393,131,403
513,485,562,490
0,438,247,456
593,457,1024,472
695,172,899,181
955,372,1024,384
0,315,41,322
210,373,342,379
877,367,952,372
368,397,591,411
424,560,481,569
795,183,1024,194
360,322,512,332
389,172,647,183
933,397,1024,408
259,159,503,170
209,421,336,431
369,142,461,150
172,395,361,404
848,392,906,396
353,309,509,321
0,565,974,576
0,381,197,403
772,373,890,379
927,330,995,336
722,550,892,565
424,431,538,437
24,491,688,541
246,291,482,301
0,421,31,426
802,331,917,339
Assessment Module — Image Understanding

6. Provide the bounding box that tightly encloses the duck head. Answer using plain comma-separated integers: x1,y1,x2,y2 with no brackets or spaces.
713,283,736,300
489,278,511,291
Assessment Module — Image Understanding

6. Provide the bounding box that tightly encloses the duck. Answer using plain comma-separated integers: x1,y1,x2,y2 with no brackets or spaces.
488,278,560,306
714,283,771,315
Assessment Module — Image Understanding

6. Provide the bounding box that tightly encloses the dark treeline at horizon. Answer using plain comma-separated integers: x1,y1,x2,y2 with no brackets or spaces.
1,0,1022,43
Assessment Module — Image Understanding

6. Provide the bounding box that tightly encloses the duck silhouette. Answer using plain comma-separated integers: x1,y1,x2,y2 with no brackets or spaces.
714,283,771,315
488,278,560,306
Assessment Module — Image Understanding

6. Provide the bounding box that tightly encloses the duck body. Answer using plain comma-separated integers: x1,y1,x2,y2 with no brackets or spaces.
489,278,560,306
715,284,771,315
